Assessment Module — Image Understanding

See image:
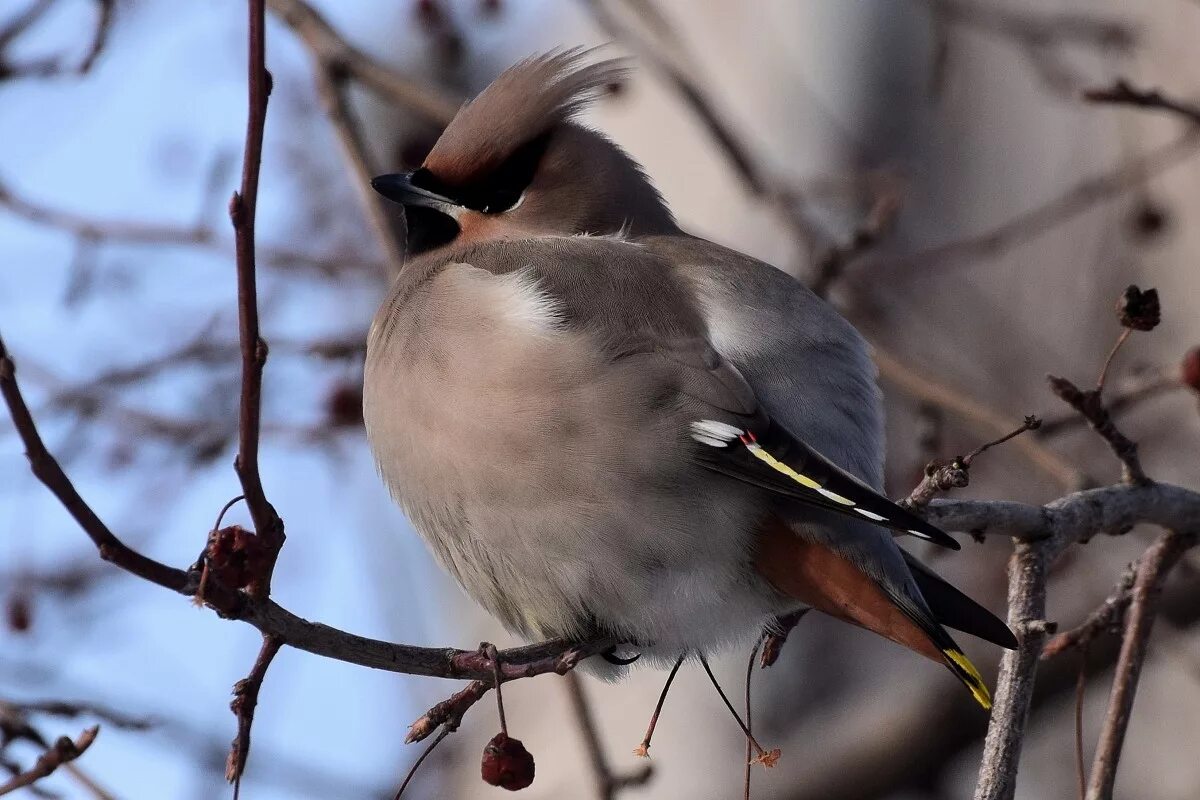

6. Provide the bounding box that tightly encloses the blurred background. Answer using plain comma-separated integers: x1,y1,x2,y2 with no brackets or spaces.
2,1,1199,798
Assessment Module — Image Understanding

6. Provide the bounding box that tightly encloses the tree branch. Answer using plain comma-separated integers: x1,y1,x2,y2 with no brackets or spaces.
265,0,458,126
1085,529,1198,800
230,0,284,599
0,726,99,797
972,540,1053,800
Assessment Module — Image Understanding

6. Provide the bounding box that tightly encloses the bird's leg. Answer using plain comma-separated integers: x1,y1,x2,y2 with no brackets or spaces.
633,653,685,757
699,654,780,767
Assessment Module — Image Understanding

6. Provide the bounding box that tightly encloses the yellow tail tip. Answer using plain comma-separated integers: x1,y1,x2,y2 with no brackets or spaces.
945,648,992,710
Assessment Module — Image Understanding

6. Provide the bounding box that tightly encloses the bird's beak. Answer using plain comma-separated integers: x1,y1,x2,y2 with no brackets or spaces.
371,173,460,216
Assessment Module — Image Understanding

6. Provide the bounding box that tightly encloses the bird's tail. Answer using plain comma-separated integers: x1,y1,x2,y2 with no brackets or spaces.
755,517,994,709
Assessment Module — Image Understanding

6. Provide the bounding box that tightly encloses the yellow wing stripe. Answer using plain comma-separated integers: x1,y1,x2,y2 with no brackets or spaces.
945,648,992,710
742,442,855,505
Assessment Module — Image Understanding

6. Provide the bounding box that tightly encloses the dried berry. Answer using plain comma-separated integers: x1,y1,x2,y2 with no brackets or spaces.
1183,346,1200,393
481,733,534,791
325,383,363,428
1116,285,1160,331
6,592,31,633
205,525,269,590
1128,201,1170,242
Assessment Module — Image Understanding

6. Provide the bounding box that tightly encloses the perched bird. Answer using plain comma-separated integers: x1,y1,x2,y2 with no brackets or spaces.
364,49,1016,708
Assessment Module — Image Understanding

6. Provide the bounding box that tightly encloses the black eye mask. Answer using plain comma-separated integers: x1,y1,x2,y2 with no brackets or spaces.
412,132,551,214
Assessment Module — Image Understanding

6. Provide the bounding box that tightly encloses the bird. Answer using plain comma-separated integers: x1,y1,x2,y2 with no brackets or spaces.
363,48,1016,709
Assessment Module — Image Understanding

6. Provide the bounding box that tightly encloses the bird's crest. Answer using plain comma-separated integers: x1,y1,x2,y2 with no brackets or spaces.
423,48,627,187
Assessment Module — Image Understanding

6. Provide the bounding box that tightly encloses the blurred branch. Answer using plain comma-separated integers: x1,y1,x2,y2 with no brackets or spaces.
0,724,98,798
580,0,825,261
866,131,1200,276
0,701,113,800
265,0,457,126
1085,529,1197,800
312,49,406,274
1084,79,1200,126
266,0,437,276
0,176,384,277
0,0,113,80
564,673,653,800
873,346,1087,490
924,0,1135,97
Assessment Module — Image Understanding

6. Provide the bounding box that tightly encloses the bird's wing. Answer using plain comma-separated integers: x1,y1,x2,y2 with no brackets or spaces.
452,235,958,549
687,416,960,550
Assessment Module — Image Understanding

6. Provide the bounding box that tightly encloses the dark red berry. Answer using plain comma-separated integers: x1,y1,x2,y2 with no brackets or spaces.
1116,285,1160,331
481,733,534,791
6,593,31,633
326,382,363,428
1182,346,1200,393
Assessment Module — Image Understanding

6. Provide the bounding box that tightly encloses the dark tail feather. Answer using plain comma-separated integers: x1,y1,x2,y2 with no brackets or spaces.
903,551,1018,650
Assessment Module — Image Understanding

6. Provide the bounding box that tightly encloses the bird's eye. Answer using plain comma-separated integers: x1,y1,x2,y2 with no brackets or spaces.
462,132,550,214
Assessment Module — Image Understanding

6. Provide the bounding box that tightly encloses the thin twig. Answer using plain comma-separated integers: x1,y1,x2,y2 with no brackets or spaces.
392,727,451,800
1095,329,1132,393
1075,648,1088,800
902,416,1042,510
1037,369,1182,437
1048,376,1148,486
1043,565,1138,660
227,634,284,794
487,644,507,735
0,726,99,797
743,639,761,800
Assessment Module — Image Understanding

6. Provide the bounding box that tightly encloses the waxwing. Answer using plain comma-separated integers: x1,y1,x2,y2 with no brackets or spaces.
364,49,1016,708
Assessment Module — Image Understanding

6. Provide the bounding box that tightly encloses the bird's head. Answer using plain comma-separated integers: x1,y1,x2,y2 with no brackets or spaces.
371,48,675,260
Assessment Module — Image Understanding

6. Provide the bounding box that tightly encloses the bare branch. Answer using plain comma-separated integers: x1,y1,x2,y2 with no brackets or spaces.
227,635,283,794
1084,79,1200,126
1086,529,1198,800
973,540,1054,800
901,416,1042,510
1037,368,1182,437
0,176,382,277
866,132,1200,275
1048,376,1148,486
265,0,458,126
1043,565,1137,660
0,726,99,798
230,0,285,599
311,56,405,274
